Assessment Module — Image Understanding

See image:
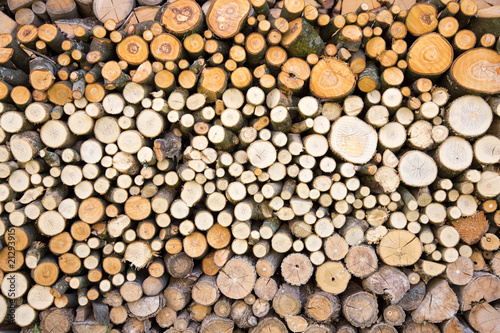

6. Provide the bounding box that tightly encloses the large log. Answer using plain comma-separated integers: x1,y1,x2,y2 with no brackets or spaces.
443,48,500,96
328,116,378,165
206,0,251,39
309,58,356,100
412,279,459,323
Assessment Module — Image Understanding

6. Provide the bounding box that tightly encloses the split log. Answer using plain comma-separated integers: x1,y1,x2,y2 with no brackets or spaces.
412,279,458,323
451,211,489,245
457,272,500,311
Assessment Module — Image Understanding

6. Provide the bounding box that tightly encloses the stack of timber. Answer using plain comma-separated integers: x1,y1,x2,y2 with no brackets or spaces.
0,0,499,331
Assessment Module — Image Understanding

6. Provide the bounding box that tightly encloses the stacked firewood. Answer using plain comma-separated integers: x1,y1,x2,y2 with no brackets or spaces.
0,0,499,332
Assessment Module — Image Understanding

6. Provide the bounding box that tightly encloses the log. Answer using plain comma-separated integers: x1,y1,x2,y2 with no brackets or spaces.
200,314,234,333
412,279,458,323
162,0,204,37
272,283,305,318
40,307,74,333
328,116,378,165
468,6,500,38
444,48,500,96
117,36,149,66
198,67,228,103
406,4,438,36
435,136,473,177
407,33,453,80
160,279,191,313
315,261,351,294
345,245,378,278
457,272,500,311
206,0,251,39
466,302,500,333
378,230,423,266
217,256,256,299
304,291,340,323
192,275,219,306
446,95,493,138
280,253,313,286
309,58,356,100
341,284,378,328
93,0,134,24
46,0,79,21
150,34,183,62
281,18,323,58
398,151,438,187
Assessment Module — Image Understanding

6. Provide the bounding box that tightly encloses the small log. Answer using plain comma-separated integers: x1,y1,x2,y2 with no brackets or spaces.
383,304,405,327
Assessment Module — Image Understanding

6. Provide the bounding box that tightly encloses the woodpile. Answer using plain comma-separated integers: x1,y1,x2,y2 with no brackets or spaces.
0,0,499,331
